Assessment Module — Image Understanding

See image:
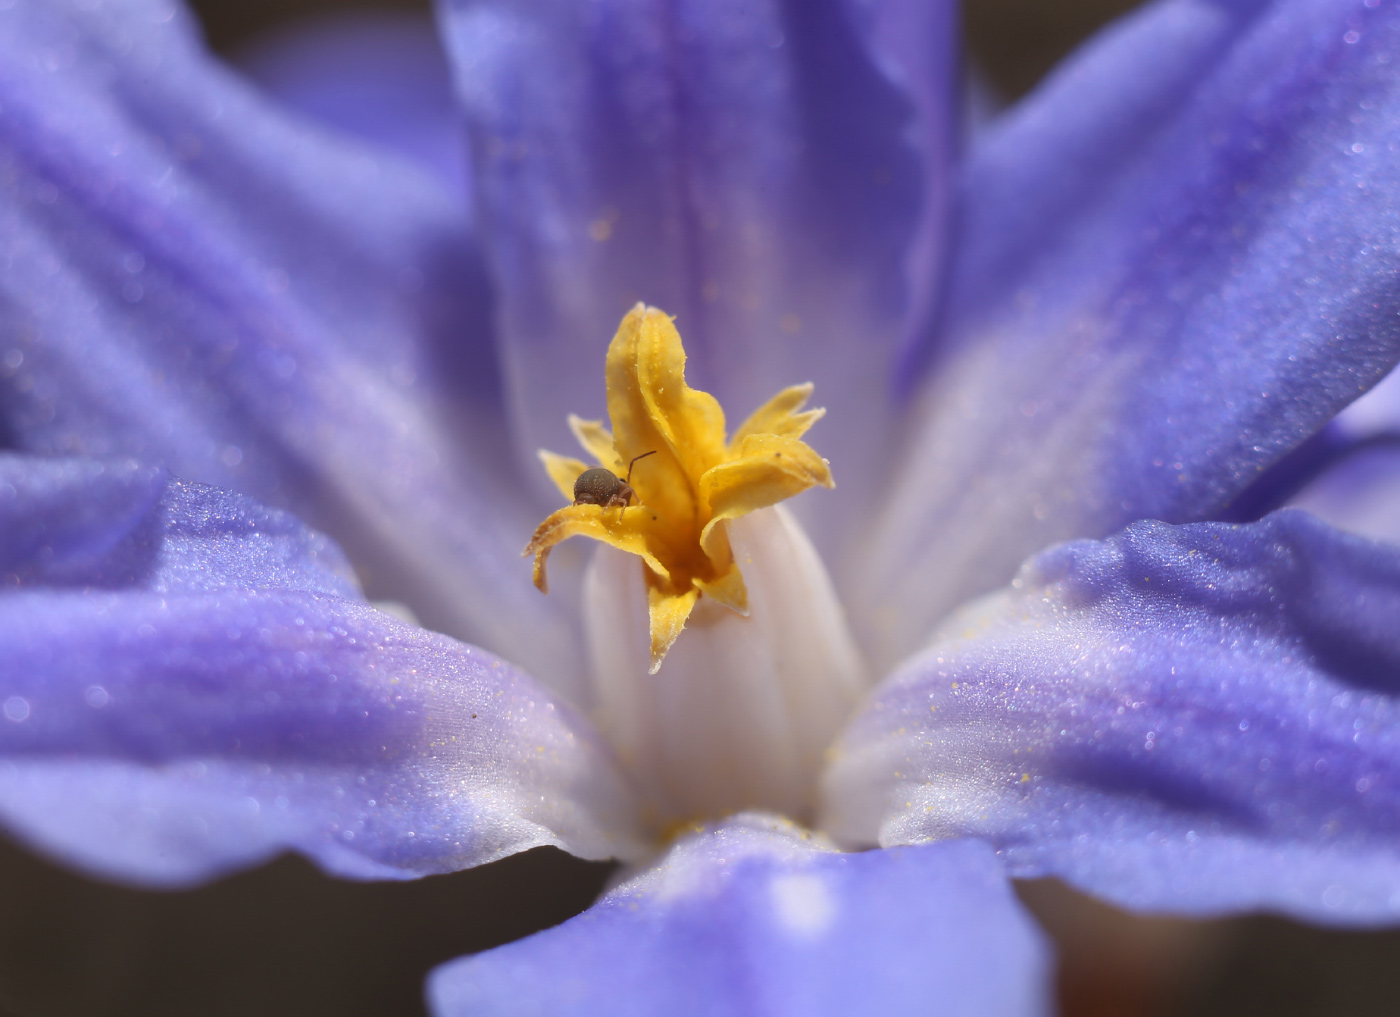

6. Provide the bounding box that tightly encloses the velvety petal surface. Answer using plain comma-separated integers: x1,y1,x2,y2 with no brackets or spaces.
860,0,1400,666
0,0,584,690
437,0,954,553
0,457,640,886
826,510,1400,923
428,814,1050,1017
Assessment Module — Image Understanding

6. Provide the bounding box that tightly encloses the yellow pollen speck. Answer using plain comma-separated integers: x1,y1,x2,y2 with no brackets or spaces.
588,206,619,242
524,303,834,672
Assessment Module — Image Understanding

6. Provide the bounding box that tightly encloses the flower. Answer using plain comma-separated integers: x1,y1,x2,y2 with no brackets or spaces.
525,304,834,672
3,0,1400,1013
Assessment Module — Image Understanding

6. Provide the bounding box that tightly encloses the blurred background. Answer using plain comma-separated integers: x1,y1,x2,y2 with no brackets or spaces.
3,1,1400,1015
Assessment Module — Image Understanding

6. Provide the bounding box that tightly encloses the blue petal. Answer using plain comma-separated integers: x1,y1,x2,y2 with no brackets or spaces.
235,11,469,194
1335,362,1400,438
1284,366,1400,543
0,457,641,886
428,814,1050,1017
0,0,581,688
1289,440,1400,545
0,454,359,595
859,0,1400,664
437,0,953,550
826,510,1400,922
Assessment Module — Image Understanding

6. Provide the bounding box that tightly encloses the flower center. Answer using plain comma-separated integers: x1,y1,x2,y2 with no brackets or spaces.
526,305,866,829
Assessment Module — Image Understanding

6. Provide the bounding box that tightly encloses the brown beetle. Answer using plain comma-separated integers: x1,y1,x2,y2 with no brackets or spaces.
573,450,657,510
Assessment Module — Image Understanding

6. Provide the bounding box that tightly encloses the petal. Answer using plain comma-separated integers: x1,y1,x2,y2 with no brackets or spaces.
728,382,825,449
1289,442,1400,545
525,503,671,592
825,510,1400,922
584,510,866,826
0,455,168,587
427,814,1051,1017
233,11,469,193
439,0,951,551
645,581,700,674
0,453,359,597
698,432,835,562
537,449,589,503
604,305,723,533
630,306,729,479
566,415,624,474
852,0,960,359
691,561,748,615
860,0,1400,667
1335,360,1400,437
0,0,582,691
0,458,641,886
1283,366,1400,544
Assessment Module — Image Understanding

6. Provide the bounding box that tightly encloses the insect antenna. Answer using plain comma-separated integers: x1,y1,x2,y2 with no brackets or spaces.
625,450,658,483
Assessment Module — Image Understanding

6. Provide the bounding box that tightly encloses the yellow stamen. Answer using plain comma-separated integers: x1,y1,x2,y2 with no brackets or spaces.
727,383,825,449
566,415,624,474
537,449,590,501
524,304,834,671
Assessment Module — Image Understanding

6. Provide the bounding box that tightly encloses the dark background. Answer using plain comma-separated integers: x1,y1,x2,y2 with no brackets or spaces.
4,2,1400,1015
186,0,1148,101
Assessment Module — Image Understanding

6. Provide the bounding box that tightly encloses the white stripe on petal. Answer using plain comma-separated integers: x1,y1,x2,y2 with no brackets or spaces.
583,506,867,829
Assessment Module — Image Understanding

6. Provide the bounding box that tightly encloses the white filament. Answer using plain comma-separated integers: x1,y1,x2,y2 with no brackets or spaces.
583,505,867,830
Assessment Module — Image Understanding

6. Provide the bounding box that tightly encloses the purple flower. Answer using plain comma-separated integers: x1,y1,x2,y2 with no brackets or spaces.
3,0,1400,1011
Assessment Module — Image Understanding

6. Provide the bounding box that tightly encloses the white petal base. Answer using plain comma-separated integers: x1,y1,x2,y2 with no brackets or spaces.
582,506,867,830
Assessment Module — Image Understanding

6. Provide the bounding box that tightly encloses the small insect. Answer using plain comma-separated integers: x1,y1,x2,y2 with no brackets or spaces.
573,450,657,510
